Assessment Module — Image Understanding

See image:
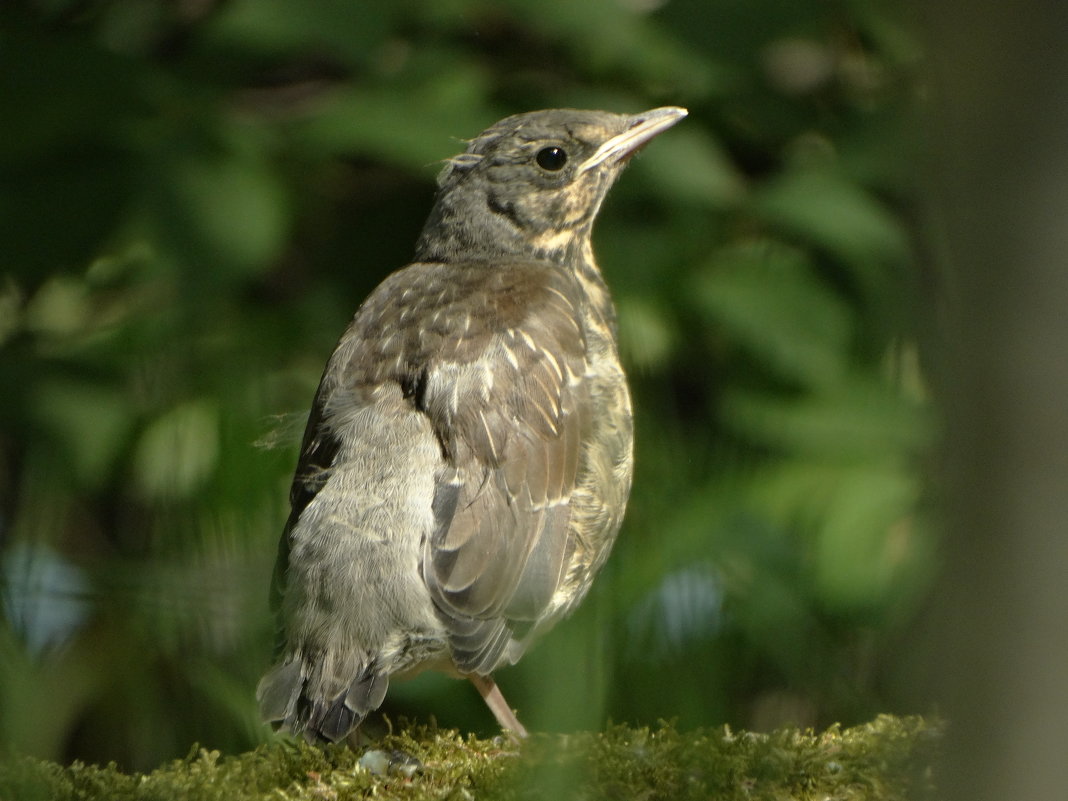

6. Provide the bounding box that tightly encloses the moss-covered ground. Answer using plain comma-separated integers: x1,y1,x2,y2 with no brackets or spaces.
0,715,938,801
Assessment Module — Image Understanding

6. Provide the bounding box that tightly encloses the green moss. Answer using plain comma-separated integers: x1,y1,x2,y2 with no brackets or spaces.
0,715,938,801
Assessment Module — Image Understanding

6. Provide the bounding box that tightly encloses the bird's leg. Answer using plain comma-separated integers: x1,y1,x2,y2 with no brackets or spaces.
468,674,528,738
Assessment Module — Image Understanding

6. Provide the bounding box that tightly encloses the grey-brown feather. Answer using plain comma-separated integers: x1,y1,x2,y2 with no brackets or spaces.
344,260,596,635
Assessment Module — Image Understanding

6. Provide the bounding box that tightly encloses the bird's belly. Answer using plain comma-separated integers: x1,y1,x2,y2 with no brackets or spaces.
283,394,450,674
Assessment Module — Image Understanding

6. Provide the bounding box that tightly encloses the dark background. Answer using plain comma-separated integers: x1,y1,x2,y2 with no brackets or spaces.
2,0,937,773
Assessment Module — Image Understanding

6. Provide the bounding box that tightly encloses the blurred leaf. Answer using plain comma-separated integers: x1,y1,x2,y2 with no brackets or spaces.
133,399,220,500
842,0,924,67
32,379,134,488
695,240,853,388
0,17,144,161
496,0,724,96
23,277,93,337
617,295,676,370
741,454,932,621
148,143,290,278
184,657,268,744
633,126,746,207
288,57,494,168
1,543,91,656
0,621,106,761
203,0,397,65
810,466,922,614
722,378,930,459
756,167,910,270
1,150,134,282
714,515,828,680
0,14,141,280
626,565,725,662
0,280,20,345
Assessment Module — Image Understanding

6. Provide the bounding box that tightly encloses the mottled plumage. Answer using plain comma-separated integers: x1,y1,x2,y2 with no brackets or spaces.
258,106,686,743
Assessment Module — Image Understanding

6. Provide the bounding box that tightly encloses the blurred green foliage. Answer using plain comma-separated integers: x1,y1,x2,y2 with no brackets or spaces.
0,0,932,772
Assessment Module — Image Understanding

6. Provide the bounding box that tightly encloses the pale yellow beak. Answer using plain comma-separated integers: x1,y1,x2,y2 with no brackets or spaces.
578,106,688,173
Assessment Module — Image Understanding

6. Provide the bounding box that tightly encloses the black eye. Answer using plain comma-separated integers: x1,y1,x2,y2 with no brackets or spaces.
535,146,568,171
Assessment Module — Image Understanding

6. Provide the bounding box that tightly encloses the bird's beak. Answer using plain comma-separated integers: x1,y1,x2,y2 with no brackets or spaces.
578,106,688,173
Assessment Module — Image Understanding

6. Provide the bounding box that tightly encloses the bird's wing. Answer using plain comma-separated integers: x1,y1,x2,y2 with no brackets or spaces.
267,377,341,651
276,259,592,673
344,259,589,673
425,319,589,647
407,262,592,673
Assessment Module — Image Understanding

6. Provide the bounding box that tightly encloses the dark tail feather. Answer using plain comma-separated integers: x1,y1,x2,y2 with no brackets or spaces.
307,669,389,743
257,656,390,743
257,658,302,728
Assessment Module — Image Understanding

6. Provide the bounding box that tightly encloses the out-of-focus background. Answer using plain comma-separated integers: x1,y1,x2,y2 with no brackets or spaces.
2,0,935,772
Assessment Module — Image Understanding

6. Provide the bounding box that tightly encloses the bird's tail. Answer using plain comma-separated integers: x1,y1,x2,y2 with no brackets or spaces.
257,653,389,743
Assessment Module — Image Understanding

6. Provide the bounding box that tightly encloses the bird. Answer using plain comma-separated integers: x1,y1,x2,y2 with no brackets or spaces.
257,105,687,743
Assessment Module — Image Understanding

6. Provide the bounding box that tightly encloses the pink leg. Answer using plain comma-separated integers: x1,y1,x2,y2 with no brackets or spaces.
468,674,528,738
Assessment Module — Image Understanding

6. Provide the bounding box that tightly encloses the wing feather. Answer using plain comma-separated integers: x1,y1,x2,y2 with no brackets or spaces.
281,258,595,675
409,263,591,670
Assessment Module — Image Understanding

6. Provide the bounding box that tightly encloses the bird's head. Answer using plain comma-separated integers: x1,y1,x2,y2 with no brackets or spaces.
415,106,687,264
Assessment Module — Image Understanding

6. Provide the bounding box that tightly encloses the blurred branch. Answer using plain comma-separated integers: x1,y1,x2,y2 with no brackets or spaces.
922,1,1068,799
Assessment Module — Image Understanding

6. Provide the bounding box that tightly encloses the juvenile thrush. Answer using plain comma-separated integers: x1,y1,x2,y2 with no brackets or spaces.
257,106,687,743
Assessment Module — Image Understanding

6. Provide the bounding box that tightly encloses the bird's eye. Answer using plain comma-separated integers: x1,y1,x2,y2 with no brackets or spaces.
535,146,568,171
